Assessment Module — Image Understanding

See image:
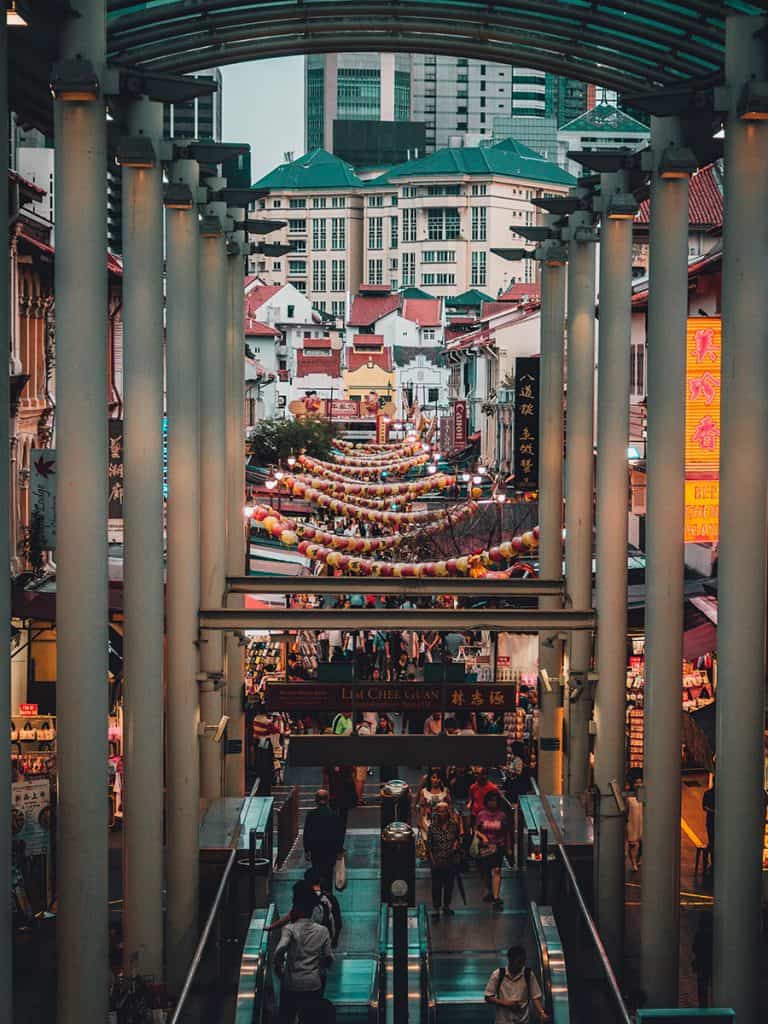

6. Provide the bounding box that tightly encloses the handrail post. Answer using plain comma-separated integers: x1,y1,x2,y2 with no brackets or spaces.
249,828,257,913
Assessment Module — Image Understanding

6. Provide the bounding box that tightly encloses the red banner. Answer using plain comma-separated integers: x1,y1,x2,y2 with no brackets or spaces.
326,399,359,419
452,400,467,449
19,704,39,717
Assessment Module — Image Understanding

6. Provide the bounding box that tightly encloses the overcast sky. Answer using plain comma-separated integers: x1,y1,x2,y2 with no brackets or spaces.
222,58,306,184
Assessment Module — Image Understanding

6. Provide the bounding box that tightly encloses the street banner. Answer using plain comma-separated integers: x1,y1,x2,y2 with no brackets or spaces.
514,357,540,489
30,449,56,549
108,419,124,520
265,681,517,713
452,400,467,449
684,317,721,544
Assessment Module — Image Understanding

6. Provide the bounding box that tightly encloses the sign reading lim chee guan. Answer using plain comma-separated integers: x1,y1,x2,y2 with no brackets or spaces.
684,317,720,544
265,682,517,713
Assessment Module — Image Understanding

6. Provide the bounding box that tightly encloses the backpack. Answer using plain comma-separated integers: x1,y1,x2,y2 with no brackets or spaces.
318,891,343,947
331,714,351,735
494,966,532,1000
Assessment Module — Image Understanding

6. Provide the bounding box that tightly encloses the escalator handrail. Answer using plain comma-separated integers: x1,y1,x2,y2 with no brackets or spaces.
530,901,569,1024
371,902,389,1024
418,902,437,1024
233,903,277,1024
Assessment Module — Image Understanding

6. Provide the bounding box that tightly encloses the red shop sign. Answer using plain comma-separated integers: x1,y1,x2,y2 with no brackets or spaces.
19,703,39,717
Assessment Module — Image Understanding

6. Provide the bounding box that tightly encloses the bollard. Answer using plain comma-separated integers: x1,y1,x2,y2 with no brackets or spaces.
381,821,416,906
380,779,411,829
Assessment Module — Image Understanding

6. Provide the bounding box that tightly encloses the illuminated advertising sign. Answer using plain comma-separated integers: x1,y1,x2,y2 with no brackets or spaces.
684,479,720,543
685,317,720,543
514,357,540,489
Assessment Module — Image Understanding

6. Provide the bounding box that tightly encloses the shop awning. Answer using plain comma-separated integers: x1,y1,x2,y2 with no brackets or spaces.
683,622,717,661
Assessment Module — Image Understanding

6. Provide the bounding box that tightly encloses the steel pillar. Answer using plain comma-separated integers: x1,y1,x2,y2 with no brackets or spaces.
224,244,246,797
640,115,689,1008
564,204,596,795
593,172,633,973
537,257,566,794
53,2,109,1019
199,213,228,800
713,17,768,1022
0,16,12,1024
120,97,165,980
165,158,202,988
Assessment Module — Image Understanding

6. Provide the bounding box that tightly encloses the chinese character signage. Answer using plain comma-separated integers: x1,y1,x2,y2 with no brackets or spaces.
30,449,56,549
11,779,51,856
108,419,124,520
685,317,720,543
439,416,452,452
452,400,467,449
266,682,516,712
514,357,540,489
376,413,390,445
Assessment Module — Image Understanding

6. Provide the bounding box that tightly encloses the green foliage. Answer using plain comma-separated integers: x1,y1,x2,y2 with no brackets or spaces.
24,504,47,577
247,416,334,467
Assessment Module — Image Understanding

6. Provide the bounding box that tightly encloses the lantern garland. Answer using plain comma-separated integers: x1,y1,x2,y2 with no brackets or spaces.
285,472,456,501
335,438,419,454
331,446,427,467
300,452,430,480
296,456,452,490
332,440,423,461
248,505,403,552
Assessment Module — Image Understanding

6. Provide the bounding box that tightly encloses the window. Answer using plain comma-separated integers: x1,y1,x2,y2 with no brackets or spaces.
369,194,384,207
312,197,327,209
480,97,486,108
312,218,327,250
292,240,306,254
331,300,345,317
445,209,460,240
287,304,295,317
289,197,307,209
272,199,282,208
402,251,416,286
423,250,456,263
273,261,282,271
288,260,306,275
428,387,440,403
331,196,346,208
312,260,327,291
368,216,383,250
391,195,398,207
390,258,398,270
315,300,327,312
288,219,306,233
426,184,461,197
331,218,346,250
471,251,487,287
631,343,646,395
427,208,443,241
391,278,398,291
423,328,437,342
390,216,399,250
331,259,346,291
480,81,486,92
471,206,487,241
368,258,383,285
402,208,417,242
480,64,486,75
422,272,455,286
294,281,306,293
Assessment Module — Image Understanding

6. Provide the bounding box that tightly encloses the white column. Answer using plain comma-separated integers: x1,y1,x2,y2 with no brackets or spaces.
53,2,109,1019
564,206,596,795
120,97,165,980
224,243,246,797
713,17,768,1022
640,115,689,1008
593,172,633,971
199,213,228,801
0,16,13,1023
165,159,202,989
537,255,566,795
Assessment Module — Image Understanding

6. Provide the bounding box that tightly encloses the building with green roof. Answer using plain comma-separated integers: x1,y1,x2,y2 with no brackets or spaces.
558,102,650,177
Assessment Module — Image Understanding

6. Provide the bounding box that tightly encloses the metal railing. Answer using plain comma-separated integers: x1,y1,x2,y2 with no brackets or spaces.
234,904,276,1024
275,785,299,868
530,901,570,1024
170,778,264,1024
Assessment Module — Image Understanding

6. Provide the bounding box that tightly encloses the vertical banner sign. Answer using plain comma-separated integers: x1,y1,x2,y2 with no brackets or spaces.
439,416,452,453
376,414,390,445
108,419,124,520
452,400,467,449
684,317,720,543
30,449,56,549
11,779,52,855
514,357,540,489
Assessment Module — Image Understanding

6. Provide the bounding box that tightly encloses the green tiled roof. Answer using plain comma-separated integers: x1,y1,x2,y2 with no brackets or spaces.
559,102,650,136
253,148,365,190
399,286,435,299
447,289,494,308
375,138,575,187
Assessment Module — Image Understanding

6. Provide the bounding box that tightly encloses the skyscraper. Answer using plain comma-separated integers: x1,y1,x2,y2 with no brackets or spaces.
162,68,223,141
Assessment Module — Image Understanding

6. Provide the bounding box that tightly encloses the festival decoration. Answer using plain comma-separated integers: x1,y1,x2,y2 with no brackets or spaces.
285,472,456,502
299,452,430,480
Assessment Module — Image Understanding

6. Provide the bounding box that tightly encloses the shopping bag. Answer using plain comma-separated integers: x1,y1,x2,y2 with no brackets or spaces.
335,853,347,891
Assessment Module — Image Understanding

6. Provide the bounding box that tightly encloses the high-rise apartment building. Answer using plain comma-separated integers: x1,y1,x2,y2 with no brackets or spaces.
305,54,412,152
162,68,223,141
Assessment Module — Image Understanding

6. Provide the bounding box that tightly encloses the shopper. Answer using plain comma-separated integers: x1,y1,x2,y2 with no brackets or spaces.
274,884,334,1024
474,789,511,910
692,910,713,1008
419,767,451,831
327,765,358,844
427,801,462,919
467,766,499,824
303,789,345,892
702,775,715,873
423,712,443,736
331,711,353,736
625,781,643,873
484,945,548,1023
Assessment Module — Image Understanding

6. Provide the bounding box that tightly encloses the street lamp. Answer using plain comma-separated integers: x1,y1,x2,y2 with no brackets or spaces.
49,57,99,101
287,455,296,468
7,1,29,27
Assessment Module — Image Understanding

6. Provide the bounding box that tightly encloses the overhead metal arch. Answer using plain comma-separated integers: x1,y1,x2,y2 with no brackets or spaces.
105,0,768,93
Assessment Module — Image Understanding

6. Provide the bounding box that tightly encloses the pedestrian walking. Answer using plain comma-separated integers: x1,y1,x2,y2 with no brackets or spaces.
467,766,499,824
625,781,643,872
484,945,548,1023
427,801,462,919
419,767,451,831
473,789,511,911
702,775,715,872
274,884,334,1024
327,765,358,844
303,789,345,892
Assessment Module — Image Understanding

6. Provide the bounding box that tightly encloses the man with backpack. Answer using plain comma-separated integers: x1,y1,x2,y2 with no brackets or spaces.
274,882,334,1024
303,789,345,892
305,867,343,948
484,945,548,1023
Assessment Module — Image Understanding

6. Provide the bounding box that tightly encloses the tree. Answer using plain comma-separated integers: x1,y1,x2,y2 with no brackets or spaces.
247,416,334,467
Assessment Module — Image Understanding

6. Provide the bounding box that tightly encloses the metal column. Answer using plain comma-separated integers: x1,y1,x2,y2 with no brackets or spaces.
165,158,202,988
640,116,689,1008
593,173,634,972
199,212,228,800
224,242,246,797
537,256,566,795
53,1,109,1019
0,16,12,1023
564,204,596,795
120,98,165,980
713,17,768,1022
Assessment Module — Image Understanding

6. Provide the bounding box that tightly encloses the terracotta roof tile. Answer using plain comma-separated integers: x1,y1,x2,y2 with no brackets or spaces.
636,163,723,228
347,293,402,327
245,320,282,337
402,298,442,327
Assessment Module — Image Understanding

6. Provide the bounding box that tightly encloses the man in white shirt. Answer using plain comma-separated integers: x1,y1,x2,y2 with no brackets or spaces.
484,945,548,1024
274,885,334,1023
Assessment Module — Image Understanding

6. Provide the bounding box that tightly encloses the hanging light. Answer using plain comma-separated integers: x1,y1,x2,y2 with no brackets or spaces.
461,472,470,483
427,464,437,475
274,469,284,480
287,455,296,467
478,465,488,476
472,475,482,485
7,1,29,27
265,478,277,491
495,492,507,504
243,505,255,518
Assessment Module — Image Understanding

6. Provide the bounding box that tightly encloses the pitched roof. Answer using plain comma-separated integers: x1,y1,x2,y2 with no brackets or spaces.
400,286,435,300
347,348,393,372
245,320,282,338
498,282,542,303
402,298,442,328
559,102,650,136
446,289,494,308
630,243,722,308
245,284,283,315
636,162,723,229
253,148,364,190
375,138,575,187
347,292,402,327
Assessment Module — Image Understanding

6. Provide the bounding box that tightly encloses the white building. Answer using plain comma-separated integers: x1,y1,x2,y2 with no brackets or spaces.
558,102,650,178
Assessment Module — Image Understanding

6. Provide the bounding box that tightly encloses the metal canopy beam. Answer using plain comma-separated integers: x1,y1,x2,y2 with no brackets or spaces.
226,575,565,597
200,608,595,631
287,734,508,767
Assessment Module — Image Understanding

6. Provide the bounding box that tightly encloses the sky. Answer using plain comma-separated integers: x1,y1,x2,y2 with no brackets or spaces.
221,59,306,184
